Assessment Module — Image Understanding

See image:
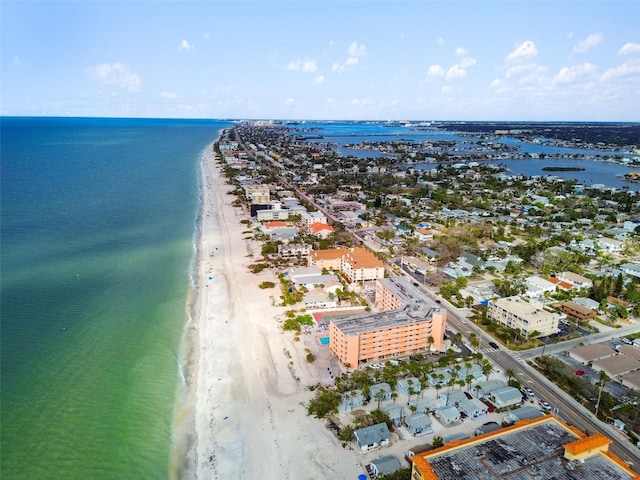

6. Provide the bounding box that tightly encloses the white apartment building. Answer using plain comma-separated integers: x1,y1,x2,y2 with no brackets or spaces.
488,296,561,338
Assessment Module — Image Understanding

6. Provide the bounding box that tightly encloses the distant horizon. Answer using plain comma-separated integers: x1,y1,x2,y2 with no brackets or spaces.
2,2,638,121
2,115,639,125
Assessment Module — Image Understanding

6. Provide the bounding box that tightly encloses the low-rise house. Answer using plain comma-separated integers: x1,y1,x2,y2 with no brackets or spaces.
434,405,461,426
458,398,489,419
370,456,402,477
555,271,594,289
620,263,640,278
472,379,506,399
503,405,544,425
486,386,522,410
382,405,404,427
370,383,393,403
525,275,558,298
561,300,597,320
309,222,334,238
405,413,433,437
341,389,366,410
439,389,466,407
397,377,421,396
353,422,391,452
278,243,311,259
569,344,617,365
302,289,337,309
408,397,437,414
592,355,640,378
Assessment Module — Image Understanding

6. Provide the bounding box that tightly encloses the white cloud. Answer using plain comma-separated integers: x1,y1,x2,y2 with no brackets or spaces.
427,64,445,77
287,58,318,72
179,39,195,51
441,86,455,94
506,40,538,62
459,57,476,69
436,37,444,45
618,43,640,56
455,47,467,57
445,65,467,80
160,91,178,99
601,61,640,81
506,63,538,78
553,63,597,85
87,63,142,92
284,98,295,106
302,59,318,72
573,33,603,54
332,62,344,74
313,75,325,86
345,57,359,66
347,41,367,57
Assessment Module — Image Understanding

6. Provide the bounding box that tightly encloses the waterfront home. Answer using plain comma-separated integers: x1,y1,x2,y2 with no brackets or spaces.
434,405,461,426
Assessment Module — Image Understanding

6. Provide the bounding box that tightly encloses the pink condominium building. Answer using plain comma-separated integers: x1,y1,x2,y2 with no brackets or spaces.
329,277,447,369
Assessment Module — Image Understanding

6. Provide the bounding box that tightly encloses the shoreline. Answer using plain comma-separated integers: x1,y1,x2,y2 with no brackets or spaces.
172,136,364,479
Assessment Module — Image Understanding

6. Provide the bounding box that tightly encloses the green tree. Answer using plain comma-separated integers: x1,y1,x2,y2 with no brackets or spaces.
307,388,341,418
432,436,444,448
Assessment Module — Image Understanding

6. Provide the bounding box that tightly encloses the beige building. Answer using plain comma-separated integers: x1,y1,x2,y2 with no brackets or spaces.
243,184,270,203
309,247,385,283
329,277,446,368
488,296,561,338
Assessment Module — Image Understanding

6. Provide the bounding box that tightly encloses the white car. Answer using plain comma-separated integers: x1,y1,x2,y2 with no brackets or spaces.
523,387,535,397
539,399,552,410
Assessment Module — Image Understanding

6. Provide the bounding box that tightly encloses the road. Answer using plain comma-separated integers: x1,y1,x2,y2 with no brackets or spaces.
438,292,640,470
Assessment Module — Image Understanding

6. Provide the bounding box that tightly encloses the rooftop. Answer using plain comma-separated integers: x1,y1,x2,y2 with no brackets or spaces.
413,416,637,480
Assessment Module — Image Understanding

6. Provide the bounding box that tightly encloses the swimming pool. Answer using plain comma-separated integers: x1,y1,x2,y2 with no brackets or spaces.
319,337,330,345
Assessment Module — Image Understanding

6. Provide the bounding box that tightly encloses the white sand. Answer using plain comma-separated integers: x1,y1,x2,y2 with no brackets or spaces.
180,145,364,479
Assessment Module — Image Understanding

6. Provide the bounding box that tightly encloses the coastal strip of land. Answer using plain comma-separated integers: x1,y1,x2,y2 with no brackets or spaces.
179,141,363,479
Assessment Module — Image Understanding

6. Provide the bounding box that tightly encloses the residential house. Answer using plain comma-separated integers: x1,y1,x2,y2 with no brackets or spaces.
309,222,334,238
434,405,461,426
341,389,365,410
561,300,597,320
370,383,393,403
383,405,405,427
353,423,391,452
485,386,522,410
405,413,433,437
408,397,437,414
370,456,402,477
397,377,421,396
458,398,489,419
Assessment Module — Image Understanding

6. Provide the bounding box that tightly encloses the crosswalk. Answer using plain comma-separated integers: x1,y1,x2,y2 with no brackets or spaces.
479,348,526,363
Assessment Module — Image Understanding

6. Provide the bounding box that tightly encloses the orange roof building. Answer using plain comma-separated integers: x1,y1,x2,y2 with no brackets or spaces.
309,247,385,283
411,415,639,480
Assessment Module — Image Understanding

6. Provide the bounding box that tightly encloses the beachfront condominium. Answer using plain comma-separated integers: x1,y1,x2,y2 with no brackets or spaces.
329,277,446,368
309,246,385,283
488,295,561,338
411,415,637,480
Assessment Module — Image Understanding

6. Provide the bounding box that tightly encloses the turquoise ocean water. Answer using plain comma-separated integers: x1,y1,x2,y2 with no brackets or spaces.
1,117,230,479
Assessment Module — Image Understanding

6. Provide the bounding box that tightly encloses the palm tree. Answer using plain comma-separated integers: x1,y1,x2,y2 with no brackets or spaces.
595,370,610,418
374,389,386,410
482,360,494,381
407,378,415,405
505,368,516,385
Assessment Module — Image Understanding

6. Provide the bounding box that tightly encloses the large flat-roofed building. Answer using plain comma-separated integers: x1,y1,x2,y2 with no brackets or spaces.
488,296,561,338
329,278,446,368
411,415,638,480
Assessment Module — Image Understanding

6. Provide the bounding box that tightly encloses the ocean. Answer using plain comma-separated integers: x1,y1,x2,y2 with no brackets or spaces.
0,117,231,479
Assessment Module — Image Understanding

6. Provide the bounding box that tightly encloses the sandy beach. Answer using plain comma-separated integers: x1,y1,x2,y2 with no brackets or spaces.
178,143,364,480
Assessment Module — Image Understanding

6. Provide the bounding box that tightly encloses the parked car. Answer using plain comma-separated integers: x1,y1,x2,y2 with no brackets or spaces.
575,369,585,376
539,399,552,410
622,337,633,345
522,387,535,397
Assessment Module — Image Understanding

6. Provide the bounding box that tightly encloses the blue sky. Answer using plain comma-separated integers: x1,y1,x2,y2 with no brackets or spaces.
1,1,639,121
